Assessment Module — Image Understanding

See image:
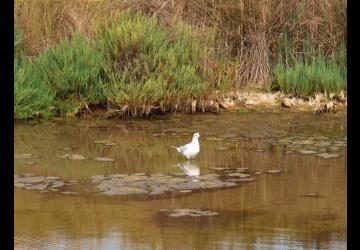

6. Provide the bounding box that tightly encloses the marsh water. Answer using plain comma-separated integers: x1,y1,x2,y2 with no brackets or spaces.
14,111,347,250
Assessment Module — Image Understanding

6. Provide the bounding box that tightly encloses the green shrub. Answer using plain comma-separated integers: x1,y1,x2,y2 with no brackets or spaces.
98,12,209,106
35,34,106,101
14,57,56,119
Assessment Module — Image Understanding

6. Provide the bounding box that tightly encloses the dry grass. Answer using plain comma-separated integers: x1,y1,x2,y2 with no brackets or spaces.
14,0,127,55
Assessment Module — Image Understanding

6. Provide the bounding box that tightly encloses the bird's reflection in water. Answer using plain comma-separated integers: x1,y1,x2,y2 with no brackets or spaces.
176,161,200,177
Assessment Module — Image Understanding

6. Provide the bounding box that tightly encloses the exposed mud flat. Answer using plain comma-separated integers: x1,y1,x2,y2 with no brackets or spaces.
90,167,260,196
14,174,78,194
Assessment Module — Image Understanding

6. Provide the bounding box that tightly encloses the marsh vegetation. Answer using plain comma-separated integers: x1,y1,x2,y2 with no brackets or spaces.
14,0,347,119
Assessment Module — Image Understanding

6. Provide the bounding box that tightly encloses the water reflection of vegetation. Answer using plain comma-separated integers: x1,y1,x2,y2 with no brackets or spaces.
14,112,346,179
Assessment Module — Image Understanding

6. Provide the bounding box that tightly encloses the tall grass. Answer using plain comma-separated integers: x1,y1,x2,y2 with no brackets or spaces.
274,56,346,96
273,35,346,96
14,29,24,57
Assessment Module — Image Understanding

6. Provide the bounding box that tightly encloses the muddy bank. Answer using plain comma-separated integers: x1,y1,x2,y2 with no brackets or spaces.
218,91,347,114
62,91,347,120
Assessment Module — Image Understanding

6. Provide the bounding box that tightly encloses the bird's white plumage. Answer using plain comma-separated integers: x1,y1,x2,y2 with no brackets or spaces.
177,161,200,176
171,133,200,159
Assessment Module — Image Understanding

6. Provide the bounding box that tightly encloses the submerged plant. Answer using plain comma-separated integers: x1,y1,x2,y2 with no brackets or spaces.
238,107,249,114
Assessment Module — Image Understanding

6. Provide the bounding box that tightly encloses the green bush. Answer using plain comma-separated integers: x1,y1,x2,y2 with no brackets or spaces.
35,34,106,101
98,12,209,106
13,12,235,119
14,57,56,119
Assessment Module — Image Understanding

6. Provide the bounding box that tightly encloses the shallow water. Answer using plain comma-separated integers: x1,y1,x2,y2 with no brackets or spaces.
14,111,347,249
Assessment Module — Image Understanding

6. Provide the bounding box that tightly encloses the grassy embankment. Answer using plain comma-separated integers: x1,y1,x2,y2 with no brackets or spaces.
14,0,347,120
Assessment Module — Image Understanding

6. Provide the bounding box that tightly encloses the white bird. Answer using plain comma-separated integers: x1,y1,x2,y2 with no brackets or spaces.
177,161,200,176
171,133,200,159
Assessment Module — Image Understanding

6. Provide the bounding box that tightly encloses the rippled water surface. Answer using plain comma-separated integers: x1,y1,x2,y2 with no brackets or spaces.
14,111,347,249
